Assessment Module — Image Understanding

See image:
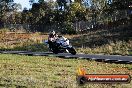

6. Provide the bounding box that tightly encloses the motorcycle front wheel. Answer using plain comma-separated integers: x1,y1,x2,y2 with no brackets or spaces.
68,47,76,55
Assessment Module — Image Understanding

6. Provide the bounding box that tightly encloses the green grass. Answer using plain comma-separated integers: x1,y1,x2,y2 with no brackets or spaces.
0,54,132,88
129,51,132,55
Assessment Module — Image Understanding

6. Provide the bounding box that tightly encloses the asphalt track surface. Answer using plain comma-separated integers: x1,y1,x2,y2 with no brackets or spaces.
0,51,132,64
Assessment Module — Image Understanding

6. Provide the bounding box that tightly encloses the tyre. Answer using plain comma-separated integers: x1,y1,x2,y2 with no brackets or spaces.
52,48,58,54
68,47,76,55
50,42,59,54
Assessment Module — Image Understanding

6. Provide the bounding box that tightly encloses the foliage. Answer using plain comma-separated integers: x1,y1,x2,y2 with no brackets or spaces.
60,21,76,34
12,43,48,52
0,0,131,33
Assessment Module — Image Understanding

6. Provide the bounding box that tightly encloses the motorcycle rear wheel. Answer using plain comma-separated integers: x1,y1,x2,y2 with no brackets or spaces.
52,48,58,54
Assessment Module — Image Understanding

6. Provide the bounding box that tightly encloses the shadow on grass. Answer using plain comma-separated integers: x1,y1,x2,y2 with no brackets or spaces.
70,25,132,48
0,43,48,52
0,84,27,88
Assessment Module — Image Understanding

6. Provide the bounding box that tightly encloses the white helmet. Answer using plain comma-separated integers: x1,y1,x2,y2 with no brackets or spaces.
50,30,55,35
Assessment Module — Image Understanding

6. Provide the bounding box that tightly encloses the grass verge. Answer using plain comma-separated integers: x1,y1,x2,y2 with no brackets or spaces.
0,54,132,88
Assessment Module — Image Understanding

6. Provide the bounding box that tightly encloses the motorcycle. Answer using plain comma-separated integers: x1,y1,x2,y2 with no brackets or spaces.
44,36,76,55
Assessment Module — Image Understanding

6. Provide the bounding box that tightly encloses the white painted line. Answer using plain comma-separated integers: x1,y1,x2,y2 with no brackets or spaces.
2,51,11,53
126,61,131,63
48,55,56,57
115,60,123,62
64,56,71,58
79,53,85,54
78,57,84,59
105,59,110,61
33,54,43,56
18,53,30,55
91,58,96,60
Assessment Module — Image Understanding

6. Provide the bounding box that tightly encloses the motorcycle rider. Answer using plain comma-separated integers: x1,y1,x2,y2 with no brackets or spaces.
48,30,58,50
46,31,76,55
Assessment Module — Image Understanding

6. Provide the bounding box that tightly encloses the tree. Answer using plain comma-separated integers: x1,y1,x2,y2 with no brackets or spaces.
104,0,131,21
74,0,83,4
29,0,35,5
38,0,45,3
0,0,15,27
11,3,22,11
56,0,67,10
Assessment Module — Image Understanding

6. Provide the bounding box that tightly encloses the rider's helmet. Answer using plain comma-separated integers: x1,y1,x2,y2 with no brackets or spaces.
50,30,56,35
